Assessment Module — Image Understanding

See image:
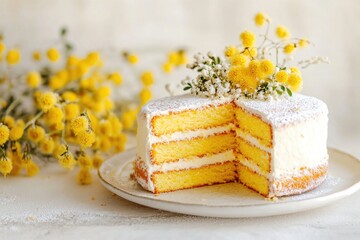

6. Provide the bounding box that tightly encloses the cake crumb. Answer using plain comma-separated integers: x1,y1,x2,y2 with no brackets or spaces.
129,173,136,180
265,196,279,202
27,215,37,222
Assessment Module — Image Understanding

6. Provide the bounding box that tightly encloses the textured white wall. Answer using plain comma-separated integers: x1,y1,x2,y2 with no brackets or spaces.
0,0,359,155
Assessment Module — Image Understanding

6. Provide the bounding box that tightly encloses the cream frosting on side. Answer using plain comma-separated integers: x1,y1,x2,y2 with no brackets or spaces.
272,113,329,177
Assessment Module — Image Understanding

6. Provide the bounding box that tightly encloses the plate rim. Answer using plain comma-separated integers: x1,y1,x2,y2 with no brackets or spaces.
98,147,360,214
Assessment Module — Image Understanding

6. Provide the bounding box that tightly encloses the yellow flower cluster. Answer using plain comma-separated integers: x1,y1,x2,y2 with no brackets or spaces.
26,72,42,88
47,48,60,62
0,155,12,177
69,115,96,149
224,45,239,58
222,12,311,96
276,25,290,40
0,127,41,177
162,50,187,73
299,39,309,48
127,54,138,64
254,12,268,27
0,123,10,146
32,51,41,61
37,92,57,112
6,49,21,65
22,154,39,177
121,106,139,131
0,27,206,184
240,30,256,48
139,71,154,106
108,72,122,86
276,67,303,92
0,42,21,65
0,47,132,181
274,25,309,55
228,58,275,93
284,44,296,55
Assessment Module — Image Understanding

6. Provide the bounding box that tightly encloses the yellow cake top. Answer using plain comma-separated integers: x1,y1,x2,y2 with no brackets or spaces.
140,93,327,128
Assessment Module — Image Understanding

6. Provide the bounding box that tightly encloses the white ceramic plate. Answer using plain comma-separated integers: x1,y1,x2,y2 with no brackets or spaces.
98,148,360,218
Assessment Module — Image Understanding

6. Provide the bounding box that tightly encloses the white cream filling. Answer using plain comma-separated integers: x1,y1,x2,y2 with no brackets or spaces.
235,130,272,153
239,156,270,178
147,150,235,175
149,124,235,144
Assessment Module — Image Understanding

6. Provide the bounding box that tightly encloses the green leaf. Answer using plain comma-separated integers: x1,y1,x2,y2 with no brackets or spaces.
276,90,283,95
183,86,192,91
60,27,67,36
216,57,220,64
65,43,73,52
286,87,293,96
281,85,286,91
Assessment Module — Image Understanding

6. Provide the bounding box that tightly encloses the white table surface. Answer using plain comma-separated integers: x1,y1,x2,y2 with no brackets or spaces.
1,135,360,240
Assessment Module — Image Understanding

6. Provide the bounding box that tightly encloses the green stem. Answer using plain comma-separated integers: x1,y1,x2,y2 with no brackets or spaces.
47,130,62,136
4,98,21,118
244,48,254,60
24,111,44,129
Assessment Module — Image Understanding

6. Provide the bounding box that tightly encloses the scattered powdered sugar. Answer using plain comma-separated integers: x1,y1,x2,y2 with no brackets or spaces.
283,175,343,201
0,190,16,205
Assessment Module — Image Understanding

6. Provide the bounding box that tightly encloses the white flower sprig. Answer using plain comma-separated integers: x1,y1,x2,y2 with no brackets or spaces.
181,52,235,99
299,56,330,69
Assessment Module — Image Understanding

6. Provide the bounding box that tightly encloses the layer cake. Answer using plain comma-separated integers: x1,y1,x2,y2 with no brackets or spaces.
135,94,328,198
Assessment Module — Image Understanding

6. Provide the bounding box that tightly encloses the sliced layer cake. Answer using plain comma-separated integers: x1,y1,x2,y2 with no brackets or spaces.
135,94,328,198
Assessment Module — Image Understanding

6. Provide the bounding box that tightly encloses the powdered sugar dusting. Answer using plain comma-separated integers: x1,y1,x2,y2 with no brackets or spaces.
140,94,232,117
140,93,328,128
284,174,343,201
236,94,328,128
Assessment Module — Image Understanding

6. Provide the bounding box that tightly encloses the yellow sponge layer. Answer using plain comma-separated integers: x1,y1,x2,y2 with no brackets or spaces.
152,133,235,164
152,161,237,193
237,137,271,173
152,103,234,136
235,107,272,147
238,163,269,197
